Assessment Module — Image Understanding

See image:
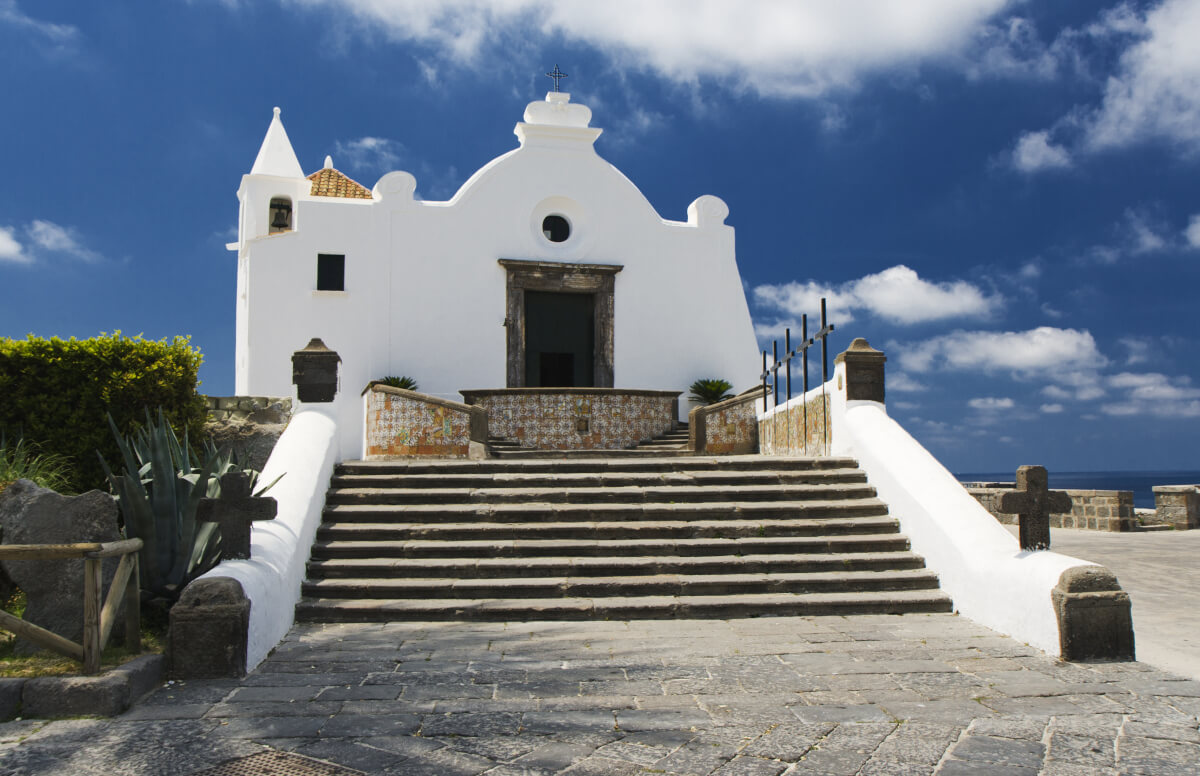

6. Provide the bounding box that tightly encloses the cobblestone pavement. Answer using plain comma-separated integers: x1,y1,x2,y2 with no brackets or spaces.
3,615,1200,775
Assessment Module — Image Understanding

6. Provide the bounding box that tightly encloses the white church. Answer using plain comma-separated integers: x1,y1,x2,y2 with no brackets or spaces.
230,85,759,454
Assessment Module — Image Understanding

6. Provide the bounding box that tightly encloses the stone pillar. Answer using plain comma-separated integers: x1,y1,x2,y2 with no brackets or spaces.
1051,566,1135,661
1152,485,1200,530
835,338,886,404
168,577,250,679
291,338,341,403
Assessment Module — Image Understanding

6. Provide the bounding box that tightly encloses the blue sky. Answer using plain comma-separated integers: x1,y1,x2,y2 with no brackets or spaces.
2,0,1199,473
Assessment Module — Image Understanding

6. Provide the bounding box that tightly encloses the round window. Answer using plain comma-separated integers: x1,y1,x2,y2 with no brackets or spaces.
542,214,571,243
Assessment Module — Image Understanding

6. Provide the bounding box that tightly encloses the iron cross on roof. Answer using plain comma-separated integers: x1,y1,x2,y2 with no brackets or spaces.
546,64,568,92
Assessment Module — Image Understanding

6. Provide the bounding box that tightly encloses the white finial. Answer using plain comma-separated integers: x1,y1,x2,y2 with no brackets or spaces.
324,155,333,169
273,106,281,117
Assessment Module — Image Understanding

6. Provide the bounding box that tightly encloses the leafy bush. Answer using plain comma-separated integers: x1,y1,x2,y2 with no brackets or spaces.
99,409,273,607
688,378,735,405
380,375,419,391
0,433,73,496
0,332,206,493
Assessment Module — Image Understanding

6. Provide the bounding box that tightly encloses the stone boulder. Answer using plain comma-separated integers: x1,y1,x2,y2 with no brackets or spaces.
0,480,123,653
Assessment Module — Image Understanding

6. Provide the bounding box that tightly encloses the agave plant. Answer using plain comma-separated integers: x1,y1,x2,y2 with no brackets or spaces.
98,409,275,605
688,378,735,406
380,375,419,391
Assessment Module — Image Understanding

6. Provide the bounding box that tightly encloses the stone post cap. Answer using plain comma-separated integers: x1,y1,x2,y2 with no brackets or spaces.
1152,485,1199,493
293,338,341,360
834,338,886,364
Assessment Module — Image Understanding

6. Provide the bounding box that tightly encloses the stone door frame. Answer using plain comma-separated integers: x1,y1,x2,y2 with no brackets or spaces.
499,259,622,388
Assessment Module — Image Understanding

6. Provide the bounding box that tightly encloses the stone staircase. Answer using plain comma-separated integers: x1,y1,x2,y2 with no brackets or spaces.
296,455,952,622
634,422,690,452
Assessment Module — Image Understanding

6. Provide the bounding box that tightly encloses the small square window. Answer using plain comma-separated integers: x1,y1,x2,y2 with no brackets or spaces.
317,253,345,291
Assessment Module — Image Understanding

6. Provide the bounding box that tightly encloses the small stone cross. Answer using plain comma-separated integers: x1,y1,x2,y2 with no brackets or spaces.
196,472,277,560
998,465,1071,551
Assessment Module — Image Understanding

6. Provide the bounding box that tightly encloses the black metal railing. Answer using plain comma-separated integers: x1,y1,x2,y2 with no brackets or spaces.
758,297,837,454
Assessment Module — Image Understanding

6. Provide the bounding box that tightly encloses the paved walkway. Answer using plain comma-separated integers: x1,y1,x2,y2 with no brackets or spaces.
3,615,1199,775
1006,525,1200,681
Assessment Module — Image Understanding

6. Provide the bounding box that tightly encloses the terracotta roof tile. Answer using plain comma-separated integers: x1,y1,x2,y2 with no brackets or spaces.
307,167,373,199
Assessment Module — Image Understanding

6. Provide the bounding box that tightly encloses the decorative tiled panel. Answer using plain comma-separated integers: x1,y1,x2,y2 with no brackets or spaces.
463,389,679,450
695,394,759,454
966,485,1137,532
365,389,473,458
758,394,831,457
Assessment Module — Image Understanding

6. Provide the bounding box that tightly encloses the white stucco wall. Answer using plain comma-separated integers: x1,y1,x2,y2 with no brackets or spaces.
843,401,1097,657
231,95,758,458
197,408,339,671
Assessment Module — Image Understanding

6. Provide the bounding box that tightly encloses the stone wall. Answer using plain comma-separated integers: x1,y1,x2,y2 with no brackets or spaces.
461,388,679,450
758,392,832,456
364,384,487,458
1151,485,1200,530
965,483,1137,532
203,396,293,472
689,389,760,454
204,395,292,424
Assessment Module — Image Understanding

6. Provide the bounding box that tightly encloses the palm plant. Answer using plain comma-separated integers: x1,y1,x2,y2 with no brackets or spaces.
380,375,419,391
688,378,735,405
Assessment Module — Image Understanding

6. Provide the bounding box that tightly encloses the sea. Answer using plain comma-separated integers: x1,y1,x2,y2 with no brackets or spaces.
954,470,1200,510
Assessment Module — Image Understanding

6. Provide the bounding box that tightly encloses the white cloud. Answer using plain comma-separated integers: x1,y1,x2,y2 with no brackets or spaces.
1015,0,1200,168
1118,336,1152,366
1083,0,1200,153
1124,209,1168,254
966,16,1060,80
1102,371,1200,417
332,137,402,172
1012,130,1071,172
968,396,1014,410
754,265,1000,327
889,372,928,393
288,0,1014,98
1186,214,1200,248
0,0,79,46
0,220,101,264
896,326,1108,379
1042,385,1072,400
1079,207,1174,264
0,226,29,264
1040,403,1064,413
26,220,100,262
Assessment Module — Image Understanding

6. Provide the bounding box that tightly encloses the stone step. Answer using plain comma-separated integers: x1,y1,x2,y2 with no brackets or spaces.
294,589,953,622
489,448,694,459
302,568,942,600
309,532,911,560
324,482,878,506
320,498,890,523
330,468,869,490
314,515,900,542
307,550,931,580
337,455,860,476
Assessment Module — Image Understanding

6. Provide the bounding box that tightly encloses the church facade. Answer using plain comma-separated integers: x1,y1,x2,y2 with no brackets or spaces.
230,91,758,454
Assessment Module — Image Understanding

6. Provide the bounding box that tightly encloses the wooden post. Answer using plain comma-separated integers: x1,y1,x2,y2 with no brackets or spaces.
125,554,141,653
83,557,102,674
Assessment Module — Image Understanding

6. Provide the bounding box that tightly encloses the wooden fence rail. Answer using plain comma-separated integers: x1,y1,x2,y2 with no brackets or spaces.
0,538,142,674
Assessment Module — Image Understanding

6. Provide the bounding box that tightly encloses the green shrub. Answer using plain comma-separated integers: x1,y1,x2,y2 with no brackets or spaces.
380,375,419,391
688,378,735,405
0,332,206,493
0,433,73,496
